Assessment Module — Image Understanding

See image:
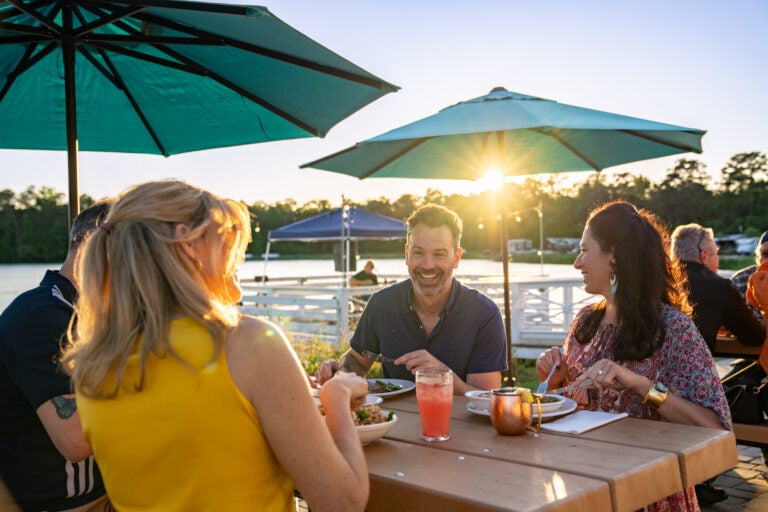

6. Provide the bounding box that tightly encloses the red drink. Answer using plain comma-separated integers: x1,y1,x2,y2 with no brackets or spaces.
415,369,453,441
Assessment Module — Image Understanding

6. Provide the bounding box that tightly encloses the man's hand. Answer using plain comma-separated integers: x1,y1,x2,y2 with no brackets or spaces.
315,349,373,385
394,349,449,374
315,360,340,386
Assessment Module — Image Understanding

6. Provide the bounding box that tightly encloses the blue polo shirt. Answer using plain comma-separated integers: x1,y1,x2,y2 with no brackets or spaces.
350,278,507,381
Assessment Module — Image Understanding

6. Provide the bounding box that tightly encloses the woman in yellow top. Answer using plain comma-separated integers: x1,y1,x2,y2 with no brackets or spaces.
62,180,369,512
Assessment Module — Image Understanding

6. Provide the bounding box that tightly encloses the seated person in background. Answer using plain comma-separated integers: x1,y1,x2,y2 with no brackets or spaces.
670,223,764,352
62,180,370,512
0,201,110,512
537,201,730,511
349,259,378,287
316,204,507,395
731,230,768,325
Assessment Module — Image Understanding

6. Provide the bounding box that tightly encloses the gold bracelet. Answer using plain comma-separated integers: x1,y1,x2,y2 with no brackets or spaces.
642,380,668,409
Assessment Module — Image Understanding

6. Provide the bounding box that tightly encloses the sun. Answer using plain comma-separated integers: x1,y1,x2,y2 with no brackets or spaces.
478,169,504,190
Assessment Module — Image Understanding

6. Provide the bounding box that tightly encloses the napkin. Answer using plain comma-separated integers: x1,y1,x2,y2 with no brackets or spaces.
540,410,628,434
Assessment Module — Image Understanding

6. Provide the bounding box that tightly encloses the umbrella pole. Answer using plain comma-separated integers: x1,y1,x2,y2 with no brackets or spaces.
63,1,79,227
499,203,516,385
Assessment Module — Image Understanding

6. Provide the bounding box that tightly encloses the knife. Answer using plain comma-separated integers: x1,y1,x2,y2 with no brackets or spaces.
362,350,396,364
546,378,593,396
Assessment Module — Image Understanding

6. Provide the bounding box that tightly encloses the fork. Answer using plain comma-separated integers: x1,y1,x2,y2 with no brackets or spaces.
362,350,396,364
536,363,558,394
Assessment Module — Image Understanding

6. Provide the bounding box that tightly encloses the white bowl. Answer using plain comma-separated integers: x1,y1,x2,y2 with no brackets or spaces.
532,393,566,413
464,390,492,412
356,413,397,445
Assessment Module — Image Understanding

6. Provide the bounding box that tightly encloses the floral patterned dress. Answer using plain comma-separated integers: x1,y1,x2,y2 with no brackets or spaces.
564,303,732,512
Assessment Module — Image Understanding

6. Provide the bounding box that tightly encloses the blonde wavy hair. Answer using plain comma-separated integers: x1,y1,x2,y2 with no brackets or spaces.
62,180,251,398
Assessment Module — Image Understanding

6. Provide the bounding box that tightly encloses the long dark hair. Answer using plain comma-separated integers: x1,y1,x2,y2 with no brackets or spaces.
574,201,691,360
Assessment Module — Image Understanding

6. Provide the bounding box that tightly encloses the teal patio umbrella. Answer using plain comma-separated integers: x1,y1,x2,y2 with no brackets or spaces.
302,86,705,379
0,0,398,222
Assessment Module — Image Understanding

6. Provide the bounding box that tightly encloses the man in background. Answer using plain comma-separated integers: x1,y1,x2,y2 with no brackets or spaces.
349,259,378,287
670,223,764,352
0,201,110,512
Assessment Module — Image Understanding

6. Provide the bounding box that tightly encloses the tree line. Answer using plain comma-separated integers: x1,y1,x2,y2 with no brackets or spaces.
1,151,765,263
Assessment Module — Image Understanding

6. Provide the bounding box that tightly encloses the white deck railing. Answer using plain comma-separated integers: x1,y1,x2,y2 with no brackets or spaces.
239,274,598,358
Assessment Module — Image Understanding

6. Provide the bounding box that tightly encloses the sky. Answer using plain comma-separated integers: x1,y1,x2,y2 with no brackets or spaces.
2,0,767,207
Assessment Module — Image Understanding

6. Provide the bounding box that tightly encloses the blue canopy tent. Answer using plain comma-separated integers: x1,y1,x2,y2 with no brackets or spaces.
262,207,407,284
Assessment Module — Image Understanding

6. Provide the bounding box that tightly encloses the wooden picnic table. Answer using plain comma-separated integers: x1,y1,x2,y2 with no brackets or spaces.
363,392,737,512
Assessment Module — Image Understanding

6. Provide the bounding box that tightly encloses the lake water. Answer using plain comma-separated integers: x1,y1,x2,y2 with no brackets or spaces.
0,258,579,311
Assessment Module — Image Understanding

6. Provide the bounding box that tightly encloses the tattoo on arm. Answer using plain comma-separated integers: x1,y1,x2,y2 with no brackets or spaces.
51,396,77,419
339,351,370,377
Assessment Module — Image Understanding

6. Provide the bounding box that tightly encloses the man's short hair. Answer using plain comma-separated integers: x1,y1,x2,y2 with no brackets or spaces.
69,200,111,250
670,223,713,262
407,204,463,248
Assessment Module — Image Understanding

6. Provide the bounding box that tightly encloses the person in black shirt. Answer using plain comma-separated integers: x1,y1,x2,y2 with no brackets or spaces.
670,223,764,352
349,259,378,287
0,202,110,512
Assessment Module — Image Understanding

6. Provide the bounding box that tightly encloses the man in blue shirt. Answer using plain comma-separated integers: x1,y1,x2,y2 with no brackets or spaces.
316,204,507,394
0,202,110,511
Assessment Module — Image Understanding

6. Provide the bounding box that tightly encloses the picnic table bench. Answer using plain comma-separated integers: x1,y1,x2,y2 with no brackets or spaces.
713,335,768,446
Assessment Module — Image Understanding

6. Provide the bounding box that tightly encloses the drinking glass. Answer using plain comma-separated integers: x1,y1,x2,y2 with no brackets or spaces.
415,369,453,441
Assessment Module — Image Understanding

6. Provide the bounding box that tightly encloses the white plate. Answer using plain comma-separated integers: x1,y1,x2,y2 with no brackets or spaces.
313,394,383,407
357,413,398,445
365,395,384,406
366,378,416,398
466,397,578,419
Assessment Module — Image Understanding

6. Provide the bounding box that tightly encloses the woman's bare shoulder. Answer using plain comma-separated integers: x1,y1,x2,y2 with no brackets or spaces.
229,314,290,356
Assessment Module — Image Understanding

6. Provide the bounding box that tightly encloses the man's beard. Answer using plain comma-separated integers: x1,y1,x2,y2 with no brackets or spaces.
410,268,451,297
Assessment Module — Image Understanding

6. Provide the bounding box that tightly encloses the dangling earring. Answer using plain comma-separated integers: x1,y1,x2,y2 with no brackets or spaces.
609,269,618,295
195,259,203,271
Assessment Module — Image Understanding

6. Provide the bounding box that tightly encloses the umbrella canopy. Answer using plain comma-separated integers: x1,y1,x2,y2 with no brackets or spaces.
301,87,704,179
0,0,398,221
301,86,706,381
268,207,406,242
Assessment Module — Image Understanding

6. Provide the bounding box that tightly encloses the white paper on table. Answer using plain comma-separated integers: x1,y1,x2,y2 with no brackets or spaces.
540,410,629,434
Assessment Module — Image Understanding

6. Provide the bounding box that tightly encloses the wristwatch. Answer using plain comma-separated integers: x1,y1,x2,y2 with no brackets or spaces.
643,380,668,409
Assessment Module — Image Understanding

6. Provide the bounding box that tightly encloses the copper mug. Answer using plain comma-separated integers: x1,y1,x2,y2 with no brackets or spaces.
490,387,532,435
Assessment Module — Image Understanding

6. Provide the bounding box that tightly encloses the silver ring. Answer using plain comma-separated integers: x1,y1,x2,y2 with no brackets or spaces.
597,370,605,376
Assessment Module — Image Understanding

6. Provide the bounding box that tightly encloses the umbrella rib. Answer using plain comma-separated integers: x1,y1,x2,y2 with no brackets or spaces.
133,10,396,91
145,44,323,136
88,0,252,17
0,32,49,44
77,0,395,90
6,0,61,34
74,5,147,37
85,40,206,75
619,129,703,153
533,128,603,172
0,41,56,102
302,138,431,179
0,20,53,37
357,139,431,179
85,38,320,137
81,46,169,156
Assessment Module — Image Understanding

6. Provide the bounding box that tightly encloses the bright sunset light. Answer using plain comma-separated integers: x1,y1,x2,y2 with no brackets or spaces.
478,169,505,190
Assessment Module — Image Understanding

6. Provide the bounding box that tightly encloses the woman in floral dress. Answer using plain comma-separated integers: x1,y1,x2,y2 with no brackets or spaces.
536,200,731,512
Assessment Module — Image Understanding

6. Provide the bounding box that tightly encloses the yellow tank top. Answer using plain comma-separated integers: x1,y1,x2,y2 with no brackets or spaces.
77,317,295,511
